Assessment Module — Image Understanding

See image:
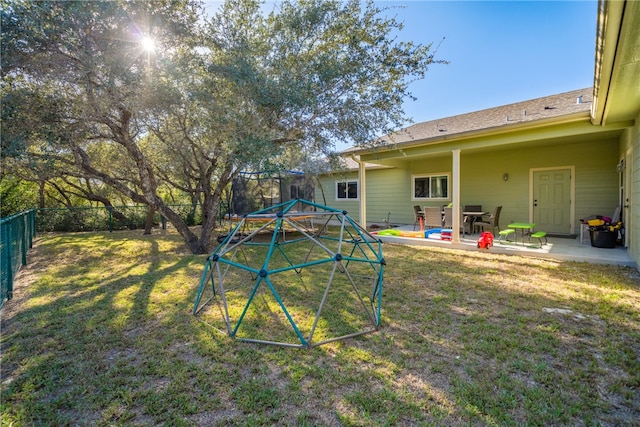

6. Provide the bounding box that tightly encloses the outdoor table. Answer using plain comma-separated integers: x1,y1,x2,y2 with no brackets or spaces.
507,222,536,244
463,211,489,229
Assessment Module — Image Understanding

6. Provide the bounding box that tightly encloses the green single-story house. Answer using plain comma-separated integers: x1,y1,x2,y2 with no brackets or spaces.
316,0,640,265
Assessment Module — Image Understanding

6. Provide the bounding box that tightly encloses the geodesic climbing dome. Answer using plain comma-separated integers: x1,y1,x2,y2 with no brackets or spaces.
192,199,385,349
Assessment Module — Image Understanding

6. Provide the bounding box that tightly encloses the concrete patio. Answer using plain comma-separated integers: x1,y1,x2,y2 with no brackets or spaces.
371,226,635,267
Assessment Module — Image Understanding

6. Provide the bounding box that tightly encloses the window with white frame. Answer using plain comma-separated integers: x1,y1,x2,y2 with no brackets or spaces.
412,174,449,200
336,180,358,200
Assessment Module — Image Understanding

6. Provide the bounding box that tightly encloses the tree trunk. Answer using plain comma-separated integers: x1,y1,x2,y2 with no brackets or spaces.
144,206,154,235
38,182,46,208
156,203,206,253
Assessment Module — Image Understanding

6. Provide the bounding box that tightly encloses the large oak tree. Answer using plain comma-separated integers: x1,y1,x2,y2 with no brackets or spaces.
1,0,443,253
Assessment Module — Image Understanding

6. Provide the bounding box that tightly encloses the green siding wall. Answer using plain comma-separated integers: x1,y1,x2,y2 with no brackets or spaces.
460,139,619,230
572,140,620,221
314,171,360,218
319,138,621,231
365,168,412,226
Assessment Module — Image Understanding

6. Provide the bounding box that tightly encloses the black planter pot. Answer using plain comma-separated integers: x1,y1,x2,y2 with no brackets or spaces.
590,230,617,248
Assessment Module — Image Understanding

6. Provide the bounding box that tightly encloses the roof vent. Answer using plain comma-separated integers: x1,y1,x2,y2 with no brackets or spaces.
576,95,583,104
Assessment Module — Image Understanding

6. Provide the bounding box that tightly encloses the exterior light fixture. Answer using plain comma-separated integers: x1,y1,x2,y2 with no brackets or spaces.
503,173,509,181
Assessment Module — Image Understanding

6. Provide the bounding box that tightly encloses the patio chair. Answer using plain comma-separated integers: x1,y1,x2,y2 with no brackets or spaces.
413,205,425,230
473,206,502,235
443,207,469,236
423,206,443,229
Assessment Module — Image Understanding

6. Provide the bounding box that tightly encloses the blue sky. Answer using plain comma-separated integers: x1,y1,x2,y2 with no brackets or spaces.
381,1,598,124
203,1,598,134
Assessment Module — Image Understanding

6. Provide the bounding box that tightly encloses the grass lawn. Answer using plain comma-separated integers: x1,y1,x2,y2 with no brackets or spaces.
1,229,639,426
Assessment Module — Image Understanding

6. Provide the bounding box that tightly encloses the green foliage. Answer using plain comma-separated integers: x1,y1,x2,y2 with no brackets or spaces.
1,0,443,253
34,205,201,233
0,176,39,216
205,0,443,155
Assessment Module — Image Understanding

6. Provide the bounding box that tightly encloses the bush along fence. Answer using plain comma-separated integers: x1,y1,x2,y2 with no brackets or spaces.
1,210,36,308
35,205,208,233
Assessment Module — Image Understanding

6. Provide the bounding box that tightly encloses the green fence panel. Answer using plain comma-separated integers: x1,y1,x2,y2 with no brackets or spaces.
1,210,36,307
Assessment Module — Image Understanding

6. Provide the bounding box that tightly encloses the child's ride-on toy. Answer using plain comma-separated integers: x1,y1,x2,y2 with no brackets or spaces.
477,231,494,249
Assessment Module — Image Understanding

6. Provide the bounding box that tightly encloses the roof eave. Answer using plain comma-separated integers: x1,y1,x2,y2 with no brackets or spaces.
346,111,591,156
591,0,624,126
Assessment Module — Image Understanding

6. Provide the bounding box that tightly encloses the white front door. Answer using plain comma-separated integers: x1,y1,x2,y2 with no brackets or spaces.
532,168,572,234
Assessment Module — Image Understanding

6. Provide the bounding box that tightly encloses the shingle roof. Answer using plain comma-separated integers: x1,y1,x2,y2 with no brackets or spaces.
348,88,593,151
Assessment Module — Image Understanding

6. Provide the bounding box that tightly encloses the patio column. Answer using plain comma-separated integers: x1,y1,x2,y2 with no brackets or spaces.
452,149,461,244
355,156,367,226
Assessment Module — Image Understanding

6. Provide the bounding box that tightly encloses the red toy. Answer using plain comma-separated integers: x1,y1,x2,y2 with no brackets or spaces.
477,231,494,249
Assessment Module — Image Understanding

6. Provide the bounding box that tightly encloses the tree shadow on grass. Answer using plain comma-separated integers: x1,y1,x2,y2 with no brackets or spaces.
2,232,639,426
